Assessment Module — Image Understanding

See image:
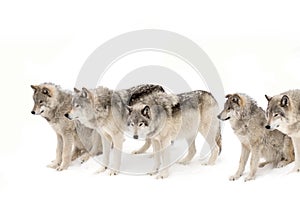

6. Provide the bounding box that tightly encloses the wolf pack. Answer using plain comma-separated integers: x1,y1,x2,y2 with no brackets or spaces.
31,83,300,181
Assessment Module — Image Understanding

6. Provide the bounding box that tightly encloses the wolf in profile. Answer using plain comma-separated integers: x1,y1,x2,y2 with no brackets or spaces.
126,90,222,179
31,83,102,170
65,84,165,175
218,93,294,181
265,90,300,172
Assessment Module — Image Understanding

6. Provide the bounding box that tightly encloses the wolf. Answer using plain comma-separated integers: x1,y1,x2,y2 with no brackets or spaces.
218,93,294,181
65,84,165,175
265,90,300,172
126,90,222,179
31,83,102,170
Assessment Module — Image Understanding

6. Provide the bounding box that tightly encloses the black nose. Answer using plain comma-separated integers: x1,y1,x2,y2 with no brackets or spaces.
217,114,221,120
133,135,138,139
265,125,271,129
31,111,35,115
64,113,69,118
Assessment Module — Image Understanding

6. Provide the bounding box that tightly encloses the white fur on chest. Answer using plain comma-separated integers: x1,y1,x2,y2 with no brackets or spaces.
50,122,63,134
236,134,250,147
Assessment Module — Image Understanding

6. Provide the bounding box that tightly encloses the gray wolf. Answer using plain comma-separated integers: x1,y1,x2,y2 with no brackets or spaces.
218,93,294,181
65,84,165,175
265,90,300,172
31,83,102,170
127,90,222,179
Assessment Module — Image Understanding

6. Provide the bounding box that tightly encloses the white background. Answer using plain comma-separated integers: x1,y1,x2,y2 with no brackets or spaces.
1,0,300,201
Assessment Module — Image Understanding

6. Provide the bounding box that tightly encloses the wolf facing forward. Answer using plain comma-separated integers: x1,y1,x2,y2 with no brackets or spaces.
127,90,222,178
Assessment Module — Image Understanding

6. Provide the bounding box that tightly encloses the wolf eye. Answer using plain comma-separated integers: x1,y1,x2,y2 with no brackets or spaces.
227,107,231,110
139,122,145,127
274,113,279,117
128,122,134,127
39,100,43,104
75,104,80,108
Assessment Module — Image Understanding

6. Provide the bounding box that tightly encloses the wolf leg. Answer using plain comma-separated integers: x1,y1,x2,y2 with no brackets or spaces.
96,134,111,174
71,147,82,161
156,138,171,179
291,136,300,172
90,130,103,156
259,161,271,168
199,104,220,165
244,148,259,181
279,135,294,167
199,119,220,165
80,152,90,164
109,134,123,176
229,144,250,181
57,134,73,171
178,138,196,165
148,139,161,176
47,134,63,169
202,132,219,165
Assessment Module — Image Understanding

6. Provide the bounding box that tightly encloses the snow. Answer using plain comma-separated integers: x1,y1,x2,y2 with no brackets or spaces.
1,119,299,202
2,1,300,202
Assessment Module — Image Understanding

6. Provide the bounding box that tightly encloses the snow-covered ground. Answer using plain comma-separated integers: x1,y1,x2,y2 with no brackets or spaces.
1,119,300,202
1,1,300,202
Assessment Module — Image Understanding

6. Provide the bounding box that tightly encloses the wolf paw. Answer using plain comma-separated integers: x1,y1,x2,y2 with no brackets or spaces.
71,154,80,161
80,155,90,164
156,172,169,179
47,162,60,169
56,164,68,171
148,169,159,176
277,161,288,168
244,175,255,182
259,162,269,168
229,174,241,181
109,170,119,176
131,150,143,155
148,172,157,176
291,167,300,172
95,166,107,174
178,160,190,165
201,162,215,166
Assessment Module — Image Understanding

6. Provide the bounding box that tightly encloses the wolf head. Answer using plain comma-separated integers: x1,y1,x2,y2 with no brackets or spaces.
65,88,96,126
265,94,290,132
217,94,245,121
126,104,152,140
30,83,57,117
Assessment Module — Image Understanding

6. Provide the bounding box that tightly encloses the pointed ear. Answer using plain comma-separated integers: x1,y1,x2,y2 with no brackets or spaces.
225,94,232,99
265,94,272,102
141,105,151,119
232,94,244,107
42,87,52,97
126,105,133,114
232,95,239,104
81,87,90,98
280,95,289,107
31,85,38,92
74,88,80,94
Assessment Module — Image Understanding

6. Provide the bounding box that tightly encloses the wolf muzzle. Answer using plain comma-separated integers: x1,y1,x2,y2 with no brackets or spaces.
217,114,230,121
31,110,44,115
